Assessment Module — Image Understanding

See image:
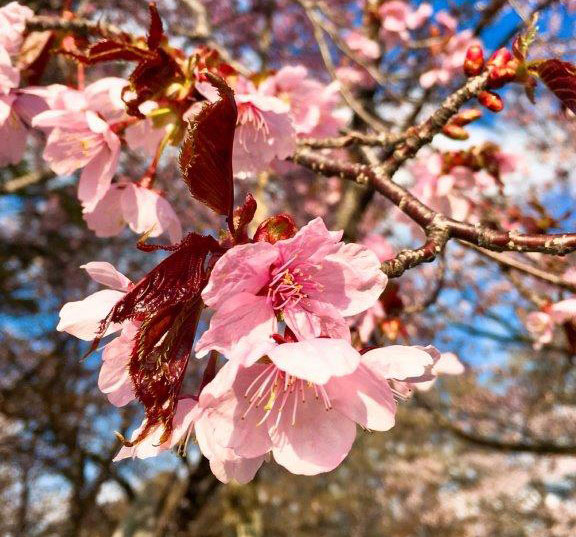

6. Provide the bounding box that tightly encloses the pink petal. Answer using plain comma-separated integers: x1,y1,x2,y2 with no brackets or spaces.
209,455,265,484
83,186,125,237
284,299,351,341
78,130,120,211
326,363,396,431
270,395,356,475
362,345,435,381
202,241,278,309
121,184,182,243
198,363,273,459
276,217,342,264
57,289,124,340
114,398,199,461
195,293,277,365
317,243,387,316
268,338,360,384
433,352,465,376
80,262,131,291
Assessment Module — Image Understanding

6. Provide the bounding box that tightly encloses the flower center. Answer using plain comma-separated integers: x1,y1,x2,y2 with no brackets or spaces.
243,364,332,427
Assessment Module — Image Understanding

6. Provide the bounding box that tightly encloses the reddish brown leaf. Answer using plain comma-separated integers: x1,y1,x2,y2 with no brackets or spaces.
147,2,164,50
179,73,237,218
105,232,220,327
231,193,257,243
127,299,203,445
535,59,576,114
123,48,184,118
65,39,153,65
93,232,221,444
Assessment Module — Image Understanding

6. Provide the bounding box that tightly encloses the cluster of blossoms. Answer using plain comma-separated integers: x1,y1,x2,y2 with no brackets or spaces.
58,217,453,482
408,144,517,222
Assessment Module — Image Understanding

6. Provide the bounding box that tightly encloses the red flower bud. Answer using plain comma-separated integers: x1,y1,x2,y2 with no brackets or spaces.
488,59,520,88
254,214,298,244
478,90,504,112
451,108,483,126
442,123,470,140
464,45,485,77
488,48,513,68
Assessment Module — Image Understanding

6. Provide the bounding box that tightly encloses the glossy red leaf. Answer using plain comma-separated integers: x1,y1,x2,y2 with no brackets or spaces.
179,73,237,218
536,59,576,114
147,2,164,50
231,193,257,243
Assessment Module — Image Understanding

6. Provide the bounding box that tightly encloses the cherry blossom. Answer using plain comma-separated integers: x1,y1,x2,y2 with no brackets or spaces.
420,30,482,88
233,93,296,176
32,79,128,210
259,66,345,137
0,90,47,166
83,181,182,243
195,218,387,364
195,339,436,480
0,2,33,56
526,299,576,349
378,1,432,48
57,261,131,341
344,30,380,60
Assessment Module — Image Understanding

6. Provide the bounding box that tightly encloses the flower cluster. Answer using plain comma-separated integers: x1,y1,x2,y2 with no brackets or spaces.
58,217,445,482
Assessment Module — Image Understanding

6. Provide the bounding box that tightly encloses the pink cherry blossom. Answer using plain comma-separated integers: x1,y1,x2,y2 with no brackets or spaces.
0,89,48,165
345,31,380,60
379,1,432,47
32,79,128,210
420,30,482,88
259,65,345,137
0,47,19,93
57,262,131,341
195,218,387,364
195,339,435,480
83,182,182,243
99,321,138,407
114,397,200,460
526,299,576,349
416,352,465,391
0,2,33,56
233,93,296,176
34,109,121,211
124,101,167,157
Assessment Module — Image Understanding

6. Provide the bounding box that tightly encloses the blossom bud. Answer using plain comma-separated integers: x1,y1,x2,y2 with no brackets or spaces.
488,48,513,67
451,109,482,127
254,214,298,244
478,90,504,112
463,45,485,77
442,123,470,140
488,58,520,88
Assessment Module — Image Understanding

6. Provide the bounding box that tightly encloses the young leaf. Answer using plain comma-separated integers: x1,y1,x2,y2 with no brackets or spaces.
179,73,237,218
535,59,576,114
147,2,164,50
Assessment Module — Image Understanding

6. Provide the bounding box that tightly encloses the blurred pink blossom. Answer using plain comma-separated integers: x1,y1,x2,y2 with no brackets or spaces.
0,1,33,55
233,93,296,176
260,65,345,136
420,30,481,88
379,1,432,47
83,182,182,243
